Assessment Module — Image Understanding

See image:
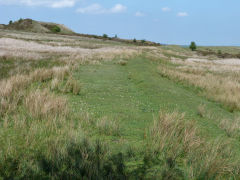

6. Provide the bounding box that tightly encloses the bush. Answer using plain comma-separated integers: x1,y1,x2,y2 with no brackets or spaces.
51,25,61,33
141,39,146,43
133,38,137,43
189,41,197,51
19,18,23,23
103,34,108,38
218,50,222,55
9,20,13,25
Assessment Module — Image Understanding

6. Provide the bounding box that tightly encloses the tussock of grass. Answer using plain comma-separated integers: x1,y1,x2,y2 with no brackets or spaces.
0,66,70,116
50,77,61,91
96,116,121,136
144,111,239,179
118,60,127,66
220,117,240,138
197,104,206,118
64,76,81,95
25,89,68,120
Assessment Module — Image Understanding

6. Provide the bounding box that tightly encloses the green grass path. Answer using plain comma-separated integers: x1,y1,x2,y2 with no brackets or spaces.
69,57,238,150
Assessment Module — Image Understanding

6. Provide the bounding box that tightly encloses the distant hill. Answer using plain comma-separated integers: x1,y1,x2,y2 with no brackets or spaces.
0,18,161,46
0,18,75,34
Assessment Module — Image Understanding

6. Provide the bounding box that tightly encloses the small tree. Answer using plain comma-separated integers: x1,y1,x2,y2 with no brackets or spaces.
19,18,23,23
141,39,146,44
114,34,118,39
189,41,197,51
103,34,108,38
133,38,137,43
9,20,13,25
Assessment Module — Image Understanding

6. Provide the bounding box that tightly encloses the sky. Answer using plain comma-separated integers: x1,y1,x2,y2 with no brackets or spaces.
0,0,240,46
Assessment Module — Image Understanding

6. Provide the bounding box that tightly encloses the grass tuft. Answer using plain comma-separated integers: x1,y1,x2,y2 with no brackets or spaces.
145,111,239,179
64,76,81,95
197,104,206,118
96,116,121,136
118,60,127,66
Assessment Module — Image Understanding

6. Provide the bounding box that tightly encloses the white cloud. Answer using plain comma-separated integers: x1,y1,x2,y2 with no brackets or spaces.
50,0,75,8
177,12,188,17
76,3,127,14
162,7,170,12
0,0,76,8
76,3,104,14
135,11,145,17
110,4,127,13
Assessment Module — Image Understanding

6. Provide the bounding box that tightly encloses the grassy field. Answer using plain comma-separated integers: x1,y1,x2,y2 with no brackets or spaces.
198,46,240,54
1,30,240,179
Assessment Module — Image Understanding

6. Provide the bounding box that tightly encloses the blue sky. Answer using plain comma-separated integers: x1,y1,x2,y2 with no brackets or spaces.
0,0,240,46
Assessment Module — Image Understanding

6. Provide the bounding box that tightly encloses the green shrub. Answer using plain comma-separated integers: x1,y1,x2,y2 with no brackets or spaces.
218,50,222,56
9,20,13,25
141,39,146,43
103,34,108,38
133,38,137,43
51,25,61,33
19,18,23,23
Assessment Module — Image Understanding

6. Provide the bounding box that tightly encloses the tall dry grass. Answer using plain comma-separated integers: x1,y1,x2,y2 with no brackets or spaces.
159,65,240,111
64,76,81,95
0,37,140,64
220,117,240,138
0,65,70,117
25,89,68,120
146,111,239,179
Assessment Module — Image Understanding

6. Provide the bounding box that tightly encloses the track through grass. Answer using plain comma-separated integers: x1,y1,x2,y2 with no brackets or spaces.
69,57,239,152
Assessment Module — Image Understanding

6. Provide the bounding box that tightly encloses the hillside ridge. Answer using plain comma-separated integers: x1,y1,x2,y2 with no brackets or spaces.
0,18,75,34
0,18,161,46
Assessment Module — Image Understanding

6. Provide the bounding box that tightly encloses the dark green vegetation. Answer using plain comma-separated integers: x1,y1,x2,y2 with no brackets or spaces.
103,34,109,38
189,41,197,51
46,24,61,33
